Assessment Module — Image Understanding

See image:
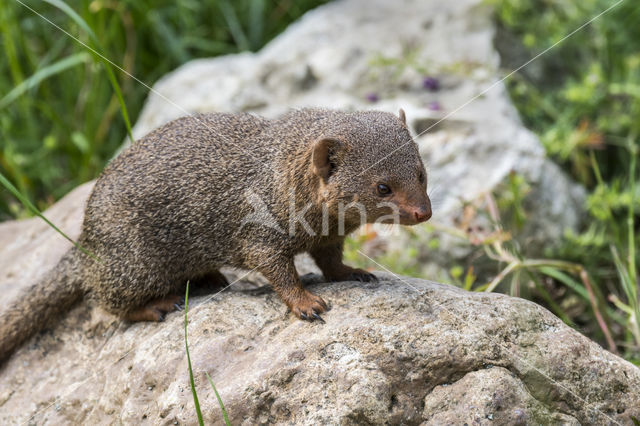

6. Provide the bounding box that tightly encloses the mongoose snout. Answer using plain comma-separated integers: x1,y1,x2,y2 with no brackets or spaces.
406,201,432,224
399,193,432,224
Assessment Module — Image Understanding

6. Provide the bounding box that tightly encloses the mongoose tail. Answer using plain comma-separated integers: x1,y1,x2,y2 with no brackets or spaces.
0,249,84,365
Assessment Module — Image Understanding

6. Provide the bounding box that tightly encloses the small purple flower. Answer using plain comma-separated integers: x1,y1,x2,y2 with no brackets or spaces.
422,76,440,91
365,92,379,103
427,101,441,111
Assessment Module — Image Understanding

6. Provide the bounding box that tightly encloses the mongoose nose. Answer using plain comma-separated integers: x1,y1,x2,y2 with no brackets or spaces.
413,206,432,223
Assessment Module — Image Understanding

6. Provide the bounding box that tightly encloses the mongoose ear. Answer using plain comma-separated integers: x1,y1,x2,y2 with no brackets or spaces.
312,138,341,181
398,108,407,126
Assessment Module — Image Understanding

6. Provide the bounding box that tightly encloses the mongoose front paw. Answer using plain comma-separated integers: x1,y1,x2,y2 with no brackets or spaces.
327,267,377,283
347,269,378,283
290,290,328,323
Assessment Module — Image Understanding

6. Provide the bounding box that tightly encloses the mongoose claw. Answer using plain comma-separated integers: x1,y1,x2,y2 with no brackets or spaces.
327,267,377,283
174,303,183,311
349,270,377,283
290,290,329,322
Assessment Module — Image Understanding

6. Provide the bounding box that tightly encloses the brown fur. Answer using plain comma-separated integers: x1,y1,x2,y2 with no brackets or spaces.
0,108,430,364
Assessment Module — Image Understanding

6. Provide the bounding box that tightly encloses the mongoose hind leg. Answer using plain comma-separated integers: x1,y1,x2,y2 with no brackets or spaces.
258,255,328,322
124,294,184,322
310,242,377,283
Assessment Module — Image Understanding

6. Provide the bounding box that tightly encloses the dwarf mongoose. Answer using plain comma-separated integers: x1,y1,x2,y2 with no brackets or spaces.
0,108,431,363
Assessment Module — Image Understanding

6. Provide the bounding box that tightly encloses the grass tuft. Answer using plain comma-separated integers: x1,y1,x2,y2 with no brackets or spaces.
184,282,231,424
184,282,204,425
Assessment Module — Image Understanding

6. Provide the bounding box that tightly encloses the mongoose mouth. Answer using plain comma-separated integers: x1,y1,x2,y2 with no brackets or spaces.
398,199,432,225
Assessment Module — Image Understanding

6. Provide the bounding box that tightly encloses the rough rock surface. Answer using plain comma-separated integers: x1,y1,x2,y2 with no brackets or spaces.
126,0,585,265
1,176,639,425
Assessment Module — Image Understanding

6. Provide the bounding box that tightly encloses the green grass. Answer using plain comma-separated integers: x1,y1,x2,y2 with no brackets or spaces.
184,282,231,425
491,0,640,362
346,0,640,362
184,282,204,425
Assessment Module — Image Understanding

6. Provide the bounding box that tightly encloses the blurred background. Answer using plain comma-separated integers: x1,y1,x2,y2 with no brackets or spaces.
1,0,638,362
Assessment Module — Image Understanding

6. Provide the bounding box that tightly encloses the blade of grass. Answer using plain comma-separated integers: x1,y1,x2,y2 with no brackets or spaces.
205,372,231,426
0,53,90,110
578,268,618,353
148,10,190,63
625,136,637,292
463,266,476,291
611,245,640,346
539,266,589,301
248,0,265,50
525,270,574,326
41,0,134,143
0,4,38,143
182,36,232,54
485,261,518,292
218,0,251,51
184,281,205,426
0,4,25,86
611,245,638,313
541,266,625,325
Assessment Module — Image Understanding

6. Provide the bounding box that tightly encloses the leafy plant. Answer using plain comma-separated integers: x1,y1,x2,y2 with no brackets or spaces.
330,0,640,362
491,0,639,361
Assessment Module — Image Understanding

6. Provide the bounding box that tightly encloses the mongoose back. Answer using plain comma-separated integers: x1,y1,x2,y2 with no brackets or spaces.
0,108,431,364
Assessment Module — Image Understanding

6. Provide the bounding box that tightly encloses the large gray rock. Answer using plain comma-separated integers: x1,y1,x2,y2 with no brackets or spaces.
126,0,585,272
1,185,639,424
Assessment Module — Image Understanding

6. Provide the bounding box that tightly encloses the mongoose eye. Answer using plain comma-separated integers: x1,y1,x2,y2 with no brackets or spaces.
418,171,425,184
377,183,392,196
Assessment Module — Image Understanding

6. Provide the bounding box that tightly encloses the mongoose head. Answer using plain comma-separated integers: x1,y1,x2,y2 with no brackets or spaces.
311,109,431,228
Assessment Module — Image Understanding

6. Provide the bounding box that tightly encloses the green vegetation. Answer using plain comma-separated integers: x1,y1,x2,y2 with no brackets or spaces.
0,0,328,220
184,283,205,425
184,282,231,425
349,0,640,362
493,0,639,362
